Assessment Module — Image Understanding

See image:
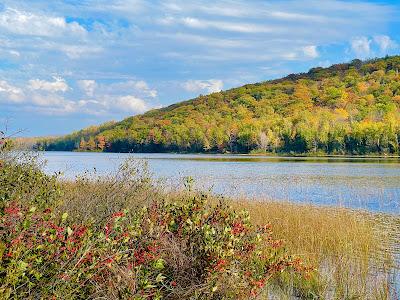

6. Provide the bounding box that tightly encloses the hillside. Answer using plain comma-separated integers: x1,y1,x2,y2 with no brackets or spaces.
38,56,400,155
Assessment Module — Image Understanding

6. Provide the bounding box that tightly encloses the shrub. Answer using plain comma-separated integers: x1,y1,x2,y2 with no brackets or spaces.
0,159,309,299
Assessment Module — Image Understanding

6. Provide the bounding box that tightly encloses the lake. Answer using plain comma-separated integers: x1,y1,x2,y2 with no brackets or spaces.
42,152,400,214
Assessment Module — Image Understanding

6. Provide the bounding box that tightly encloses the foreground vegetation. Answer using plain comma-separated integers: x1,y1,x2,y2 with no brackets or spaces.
1,149,309,299
38,56,400,155
1,144,399,298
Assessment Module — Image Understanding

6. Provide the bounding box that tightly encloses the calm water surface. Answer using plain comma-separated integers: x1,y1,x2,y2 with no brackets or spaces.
42,152,400,214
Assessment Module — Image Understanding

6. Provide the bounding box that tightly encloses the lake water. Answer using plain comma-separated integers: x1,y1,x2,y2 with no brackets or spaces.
42,152,400,214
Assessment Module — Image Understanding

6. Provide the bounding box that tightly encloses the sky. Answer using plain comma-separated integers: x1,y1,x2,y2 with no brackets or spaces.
0,0,399,136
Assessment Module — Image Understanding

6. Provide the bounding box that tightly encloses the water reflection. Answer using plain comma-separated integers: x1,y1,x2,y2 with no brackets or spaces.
42,152,400,214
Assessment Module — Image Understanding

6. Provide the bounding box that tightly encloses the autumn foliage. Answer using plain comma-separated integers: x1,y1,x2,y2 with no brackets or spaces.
0,150,310,299
38,56,400,155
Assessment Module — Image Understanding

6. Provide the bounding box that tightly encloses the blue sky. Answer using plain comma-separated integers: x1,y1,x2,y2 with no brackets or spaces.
0,0,399,136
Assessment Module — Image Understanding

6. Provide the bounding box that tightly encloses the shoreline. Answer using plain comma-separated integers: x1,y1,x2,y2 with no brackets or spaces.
36,149,400,161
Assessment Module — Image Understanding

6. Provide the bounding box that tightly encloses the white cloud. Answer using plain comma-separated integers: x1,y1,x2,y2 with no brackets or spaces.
281,52,298,60
160,2,238,17
268,11,327,22
92,0,148,16
114,95,149,113
161,1,346,21
0,1,395,68
374,35,396,53
183,79,223,94
31,93,73,108
9,50,20,57
129,80,158,98
35,42,104,59
0,6,100,61
0,79,77,114
82,80,159,114
28,77,69,93
302,45,319,59
0,7,86,37
180,17,275,33
22,78,158,115
78,80,97,97
154,1,395,64
351,36,372,59
104,80,158,98
156,32,249,49
350,35,397,59
74,80,158,105
59,45,103,59
0,80,24,103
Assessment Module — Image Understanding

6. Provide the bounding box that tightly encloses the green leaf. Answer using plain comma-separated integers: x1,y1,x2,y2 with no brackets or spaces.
154,258,165,270
62,212,68,221
156,273,165,283
144,284,156,289
19,261,28,272
0,242,6,260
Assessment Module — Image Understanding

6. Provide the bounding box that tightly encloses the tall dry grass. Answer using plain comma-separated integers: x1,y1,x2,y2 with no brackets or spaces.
233,200,399,299
57,159,157,225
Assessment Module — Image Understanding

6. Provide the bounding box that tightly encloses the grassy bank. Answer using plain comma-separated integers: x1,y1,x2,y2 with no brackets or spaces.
1,150,399,299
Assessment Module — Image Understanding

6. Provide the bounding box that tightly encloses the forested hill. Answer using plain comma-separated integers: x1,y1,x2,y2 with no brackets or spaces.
38,56,400,155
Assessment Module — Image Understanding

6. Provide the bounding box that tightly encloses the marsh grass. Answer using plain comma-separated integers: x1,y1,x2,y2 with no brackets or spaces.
57,159,157,225
233,200,399,299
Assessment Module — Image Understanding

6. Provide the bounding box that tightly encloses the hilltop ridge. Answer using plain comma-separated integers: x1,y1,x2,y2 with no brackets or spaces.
38,56,400,155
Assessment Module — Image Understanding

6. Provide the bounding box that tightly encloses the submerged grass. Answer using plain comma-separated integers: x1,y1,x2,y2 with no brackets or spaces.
233,200,399,299
1,148,399,299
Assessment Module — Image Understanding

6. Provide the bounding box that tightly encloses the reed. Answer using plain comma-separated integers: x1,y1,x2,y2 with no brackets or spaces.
232,200,399,299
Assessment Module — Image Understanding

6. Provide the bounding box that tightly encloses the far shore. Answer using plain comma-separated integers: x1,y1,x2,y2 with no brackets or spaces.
30,148,400,160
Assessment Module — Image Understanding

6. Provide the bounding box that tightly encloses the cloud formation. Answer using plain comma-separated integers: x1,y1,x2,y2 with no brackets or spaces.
351,37,372,59
302,46,319,59
350,35,398,58
0,77,159,116
0,80,24,103
114,95,149,113
374,35,397,53
183,80,223,94
0,0,398,135
78,80,97,97
0,7,86,37
29,77,70,93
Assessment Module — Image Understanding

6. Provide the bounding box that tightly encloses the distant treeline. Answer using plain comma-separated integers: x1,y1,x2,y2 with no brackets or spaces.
37,56,400,155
